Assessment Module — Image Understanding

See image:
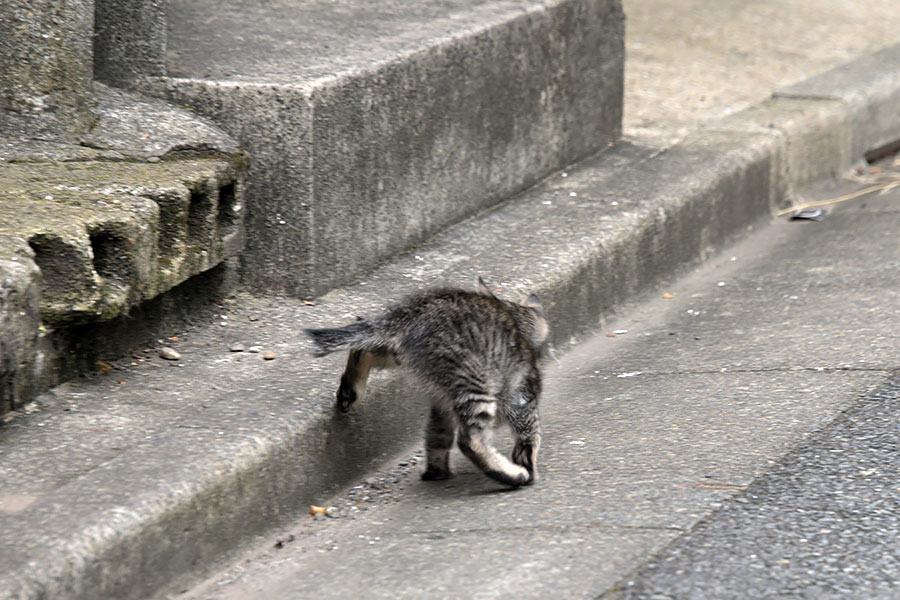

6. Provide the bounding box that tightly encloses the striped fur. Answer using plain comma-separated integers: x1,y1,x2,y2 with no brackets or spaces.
304,279,547,488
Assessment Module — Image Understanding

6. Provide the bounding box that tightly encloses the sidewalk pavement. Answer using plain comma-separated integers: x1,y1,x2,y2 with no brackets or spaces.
2,2,900,598
179,174,900,600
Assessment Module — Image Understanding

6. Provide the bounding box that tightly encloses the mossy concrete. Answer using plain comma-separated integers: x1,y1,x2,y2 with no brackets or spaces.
0,158,244,325
0,257,40,414
0,0,249,414
0,154,246,413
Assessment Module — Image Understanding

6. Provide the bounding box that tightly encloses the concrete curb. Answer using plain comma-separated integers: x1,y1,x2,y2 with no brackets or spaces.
2,44,899,600
707,43,900,211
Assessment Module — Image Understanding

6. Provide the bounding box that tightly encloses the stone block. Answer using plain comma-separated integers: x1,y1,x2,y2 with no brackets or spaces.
0,257,40,413
149,0,625,297
94,0,168,87
0,159,244,327
0,0,96,140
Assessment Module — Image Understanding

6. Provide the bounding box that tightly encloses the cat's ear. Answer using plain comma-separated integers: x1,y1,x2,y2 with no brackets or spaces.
476,277,496,298
521,293,544,315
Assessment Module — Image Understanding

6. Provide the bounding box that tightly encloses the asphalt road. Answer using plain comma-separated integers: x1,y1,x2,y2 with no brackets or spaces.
608,375,900,600
177,173,900,600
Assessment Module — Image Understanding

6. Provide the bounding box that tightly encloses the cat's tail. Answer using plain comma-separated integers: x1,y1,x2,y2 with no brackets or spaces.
304,321,382,357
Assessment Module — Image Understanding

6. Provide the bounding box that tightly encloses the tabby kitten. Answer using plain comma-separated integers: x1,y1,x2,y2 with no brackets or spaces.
304,279,548,488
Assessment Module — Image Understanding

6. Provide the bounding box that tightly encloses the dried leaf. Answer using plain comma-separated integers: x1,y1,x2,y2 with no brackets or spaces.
96,360,113,374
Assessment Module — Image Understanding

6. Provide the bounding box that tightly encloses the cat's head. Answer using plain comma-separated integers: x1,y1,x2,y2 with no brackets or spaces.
477,277,549,350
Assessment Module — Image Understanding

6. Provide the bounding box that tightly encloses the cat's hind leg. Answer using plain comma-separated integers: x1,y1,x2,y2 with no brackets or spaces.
507,386,541,484
335,349,397,412
422,406,455,480
455,394,530,488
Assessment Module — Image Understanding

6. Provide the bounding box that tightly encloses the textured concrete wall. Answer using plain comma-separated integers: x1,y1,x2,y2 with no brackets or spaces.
0,159,244,326
153,0,625,297
0,0,252,414
0,0,96,140
0,258,40,414
94,0,167,86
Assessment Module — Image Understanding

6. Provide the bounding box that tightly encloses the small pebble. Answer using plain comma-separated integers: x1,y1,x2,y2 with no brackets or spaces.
159,347,181,361
229,343,246,352
262,350,277,360
248,346,263,353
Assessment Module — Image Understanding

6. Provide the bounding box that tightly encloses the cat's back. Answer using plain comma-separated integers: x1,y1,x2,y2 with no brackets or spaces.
387,288,514,336
384,288,525,365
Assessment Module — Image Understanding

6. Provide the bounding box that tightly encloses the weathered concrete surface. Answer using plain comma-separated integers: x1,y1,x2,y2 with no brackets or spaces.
83,83,241,160
0,258,40,414
0,117,887,599
2,2,900,598
711,98,852,211
704,43,900,210
0,158,244,325
609,377,900,600
623,0,900,148
177,183,899,600
0,0,96,141
0,152,246,413
777,43,900,164
94,0,168,87
149,0,625,297
0,127,778,599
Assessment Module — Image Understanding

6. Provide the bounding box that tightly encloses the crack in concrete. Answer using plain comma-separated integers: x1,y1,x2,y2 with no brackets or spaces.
383,521,687,539
549,366,891,380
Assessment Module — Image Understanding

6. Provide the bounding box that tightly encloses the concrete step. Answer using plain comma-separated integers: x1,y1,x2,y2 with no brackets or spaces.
0,81,246,413
142,0,625,297
0,0,248,413
2,42,900,599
